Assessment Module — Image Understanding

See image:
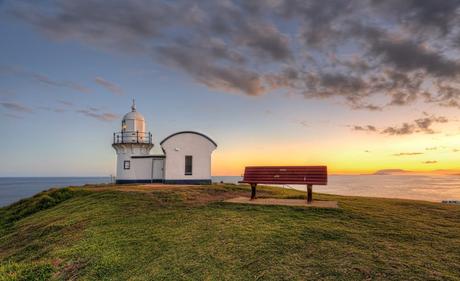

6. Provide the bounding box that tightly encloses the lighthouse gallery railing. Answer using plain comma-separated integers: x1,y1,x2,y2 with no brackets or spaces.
113,131,152,144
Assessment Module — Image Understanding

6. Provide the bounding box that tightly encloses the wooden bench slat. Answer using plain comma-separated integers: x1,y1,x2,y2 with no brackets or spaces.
240,166,328,201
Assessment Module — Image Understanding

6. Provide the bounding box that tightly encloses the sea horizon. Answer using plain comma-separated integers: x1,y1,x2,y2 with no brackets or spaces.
2,175,460,207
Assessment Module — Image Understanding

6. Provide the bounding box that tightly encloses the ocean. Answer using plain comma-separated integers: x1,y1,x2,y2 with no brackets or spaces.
213,175,460,203
0,177,112,207
1,175,460,207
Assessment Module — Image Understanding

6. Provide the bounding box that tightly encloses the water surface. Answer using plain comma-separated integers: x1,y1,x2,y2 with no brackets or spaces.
1,175,459,207
0,177,111,207
213,175,460,202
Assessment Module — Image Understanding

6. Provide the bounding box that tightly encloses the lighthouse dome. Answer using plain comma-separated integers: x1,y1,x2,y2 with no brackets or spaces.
121,100,146,133
122,110,145,123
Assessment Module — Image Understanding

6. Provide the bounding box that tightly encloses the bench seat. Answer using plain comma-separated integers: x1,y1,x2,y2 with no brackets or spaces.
239,166,328,203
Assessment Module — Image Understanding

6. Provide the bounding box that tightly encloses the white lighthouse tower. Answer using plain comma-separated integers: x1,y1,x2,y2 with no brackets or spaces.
112,100,154,183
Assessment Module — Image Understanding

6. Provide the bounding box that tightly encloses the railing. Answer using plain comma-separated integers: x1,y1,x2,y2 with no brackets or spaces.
113,131,152,144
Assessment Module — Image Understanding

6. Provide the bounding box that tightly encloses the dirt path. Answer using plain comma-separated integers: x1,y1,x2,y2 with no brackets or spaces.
225,197,339,208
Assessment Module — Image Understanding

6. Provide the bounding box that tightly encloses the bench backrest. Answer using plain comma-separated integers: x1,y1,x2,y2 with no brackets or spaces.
241,166,327,185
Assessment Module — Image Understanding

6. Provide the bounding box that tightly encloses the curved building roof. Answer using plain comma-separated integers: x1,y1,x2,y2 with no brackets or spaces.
160,131,217,147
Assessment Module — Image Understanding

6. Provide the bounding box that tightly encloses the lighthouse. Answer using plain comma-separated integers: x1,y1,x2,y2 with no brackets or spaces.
112,100,217,184
112,100,156,183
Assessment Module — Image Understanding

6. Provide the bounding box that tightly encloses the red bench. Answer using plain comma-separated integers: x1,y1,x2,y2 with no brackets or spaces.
239,166,328,203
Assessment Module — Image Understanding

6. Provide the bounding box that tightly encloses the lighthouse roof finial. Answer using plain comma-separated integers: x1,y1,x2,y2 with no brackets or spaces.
131,98,136,112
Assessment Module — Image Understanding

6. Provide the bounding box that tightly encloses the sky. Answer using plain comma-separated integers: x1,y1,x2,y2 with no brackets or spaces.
1,0,460,176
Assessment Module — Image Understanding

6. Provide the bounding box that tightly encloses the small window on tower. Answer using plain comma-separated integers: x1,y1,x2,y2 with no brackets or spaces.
185,156,192,175
124,160,130,170
122,120,127,132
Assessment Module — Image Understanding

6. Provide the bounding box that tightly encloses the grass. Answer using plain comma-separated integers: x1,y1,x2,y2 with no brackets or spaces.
0,184,459,280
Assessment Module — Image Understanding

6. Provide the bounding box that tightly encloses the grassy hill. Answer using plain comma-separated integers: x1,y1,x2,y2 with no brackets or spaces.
0,184,459,280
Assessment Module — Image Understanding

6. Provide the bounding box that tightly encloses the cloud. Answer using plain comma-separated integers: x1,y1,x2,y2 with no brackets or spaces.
0,101,33,113
0,65,90,94
8,0,460,108
371,0,460,35
38,106,66,113
392,152,423,156
422,160,438,164
381,123,416,136
94,77,123,96
3,113,23,119
156,44,265,95
425,147,437,151
381,115,447,135
76,108,118,122
57,100,73,106
366,35,460,78
298,121,309,127
413,116,448,133
352,125,377,132
353,114,448,136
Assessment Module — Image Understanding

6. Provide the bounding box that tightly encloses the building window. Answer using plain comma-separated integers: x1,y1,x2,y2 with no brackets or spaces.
124,160,130,170
185,155,192,175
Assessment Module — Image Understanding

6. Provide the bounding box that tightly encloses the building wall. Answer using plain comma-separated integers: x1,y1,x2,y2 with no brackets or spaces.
161,133,217,182
113,143,165,181
115,157,164,182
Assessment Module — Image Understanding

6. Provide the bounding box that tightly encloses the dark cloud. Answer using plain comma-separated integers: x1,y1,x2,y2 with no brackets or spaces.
393,152,423,156
423,83,460,109
8,0,460,108
368,37,460,78
425,147,437,151
370,0,460,35
0,101,33,113
156,45,265,96
12,0,176,52
76,108,118,122
423,160,438,164
236,21,292,61
94,77,123,96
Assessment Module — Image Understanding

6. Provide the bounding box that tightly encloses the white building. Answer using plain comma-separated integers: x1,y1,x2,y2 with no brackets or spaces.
112,101,217,184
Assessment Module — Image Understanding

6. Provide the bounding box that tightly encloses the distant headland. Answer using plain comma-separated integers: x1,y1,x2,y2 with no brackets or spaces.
371,169,460,176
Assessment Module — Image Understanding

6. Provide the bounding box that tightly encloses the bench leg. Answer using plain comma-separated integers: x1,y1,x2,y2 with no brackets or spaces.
250,184,257,200
307,184,313,204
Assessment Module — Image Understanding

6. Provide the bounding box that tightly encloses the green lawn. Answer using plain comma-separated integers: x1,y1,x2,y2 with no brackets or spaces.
0,184,459,280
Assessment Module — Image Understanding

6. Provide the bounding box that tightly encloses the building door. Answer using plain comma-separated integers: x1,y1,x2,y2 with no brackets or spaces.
151,159,165,181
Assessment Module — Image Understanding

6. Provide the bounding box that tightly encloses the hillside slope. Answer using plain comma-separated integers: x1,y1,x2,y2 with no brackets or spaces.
1,184,459,280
